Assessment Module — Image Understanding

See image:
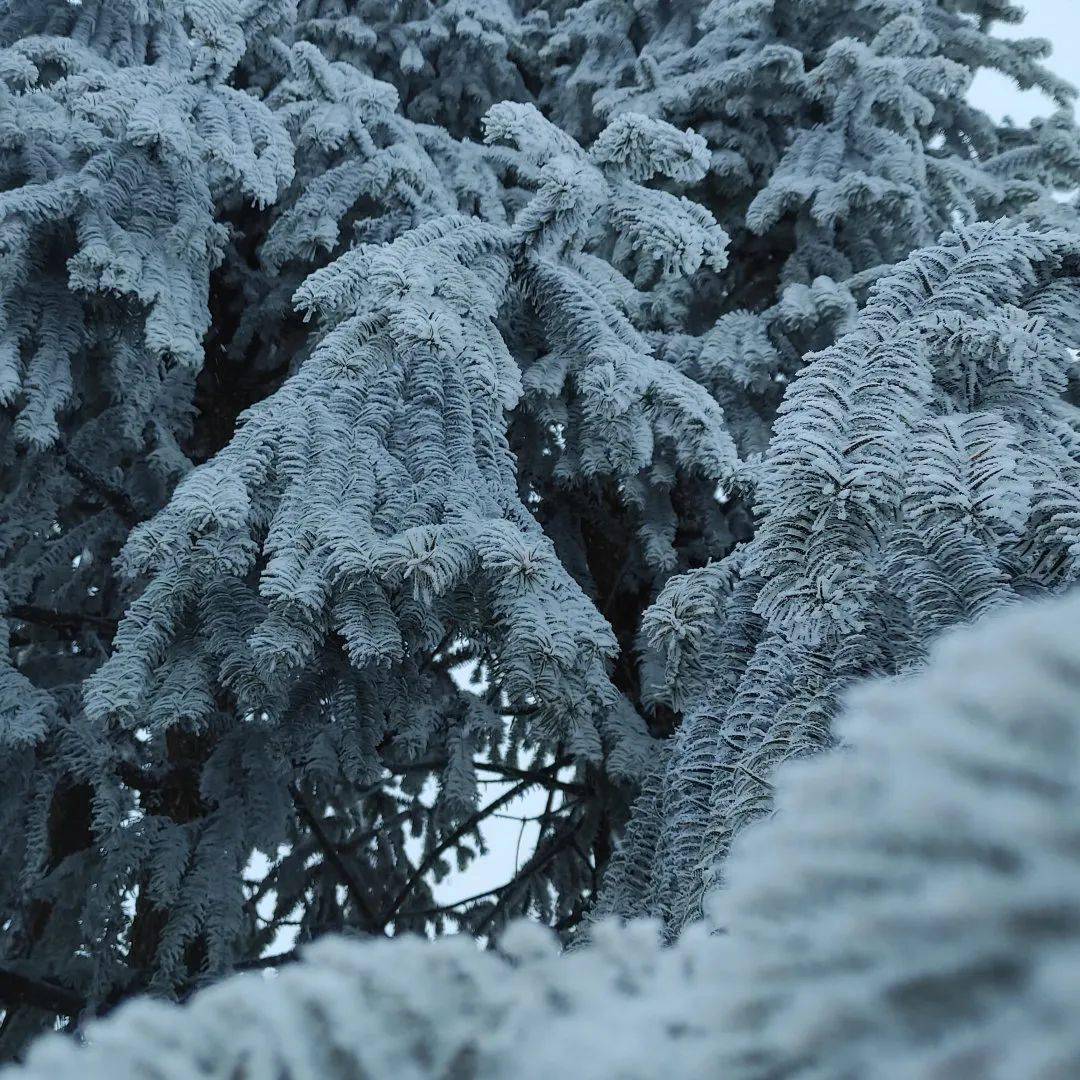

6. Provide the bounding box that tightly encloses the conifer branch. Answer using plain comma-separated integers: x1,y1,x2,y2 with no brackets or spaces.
398,885,508,920
4,0,1079,1052
473,812,584,936
377,771,559,928
232,951,300,973
477,760,584,794
382,756,584,795
54,439,143,527
334,808,417,856
7,605,119,637
0,968,85,1018
400,797,585,924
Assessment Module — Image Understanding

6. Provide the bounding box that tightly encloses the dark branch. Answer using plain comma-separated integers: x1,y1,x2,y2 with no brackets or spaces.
382,756,447,775
378,769,559,929
497,702,543,717
477,759,584,794
0,967,85,1017
55,438,143,526
289,784,384,935
552,902,588,933
233,950,300,973
336,807,418,856
474,812,583,936
8,604,119,637
384,756,583,795
404,800,584,924
399,884,509,920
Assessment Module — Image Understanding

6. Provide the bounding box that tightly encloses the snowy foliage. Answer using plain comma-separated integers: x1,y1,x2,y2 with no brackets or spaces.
710,586,1080,1079
0,1,739,1045
608,218,1080,934
2,0,1080,1064
10,587,1080,1078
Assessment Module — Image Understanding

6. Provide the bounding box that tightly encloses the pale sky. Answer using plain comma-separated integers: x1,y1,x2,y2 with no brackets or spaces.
970,0,1080,123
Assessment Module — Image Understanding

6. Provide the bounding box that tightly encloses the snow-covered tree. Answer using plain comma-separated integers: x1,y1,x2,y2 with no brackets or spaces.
2,0,1079,1064
0,0,735,1050
10,584,1080,1078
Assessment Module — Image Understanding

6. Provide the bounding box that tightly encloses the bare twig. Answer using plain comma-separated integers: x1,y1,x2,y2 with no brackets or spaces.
289,785,383,935
377,769,560,929
474,814,583,936
399,884,508,920
388,790,584,925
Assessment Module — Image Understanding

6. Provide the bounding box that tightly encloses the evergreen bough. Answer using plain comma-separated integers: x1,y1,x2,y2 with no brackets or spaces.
1,0,1079,1066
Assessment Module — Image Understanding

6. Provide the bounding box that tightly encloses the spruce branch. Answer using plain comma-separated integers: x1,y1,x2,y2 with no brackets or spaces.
473,812,584,937
377,769,563,929
7,605,119,637
0,968,85,1018
54,439,143,527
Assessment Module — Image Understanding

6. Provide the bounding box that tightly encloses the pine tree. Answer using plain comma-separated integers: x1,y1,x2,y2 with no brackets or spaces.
2,0,1080,1063
1,0,736,1049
